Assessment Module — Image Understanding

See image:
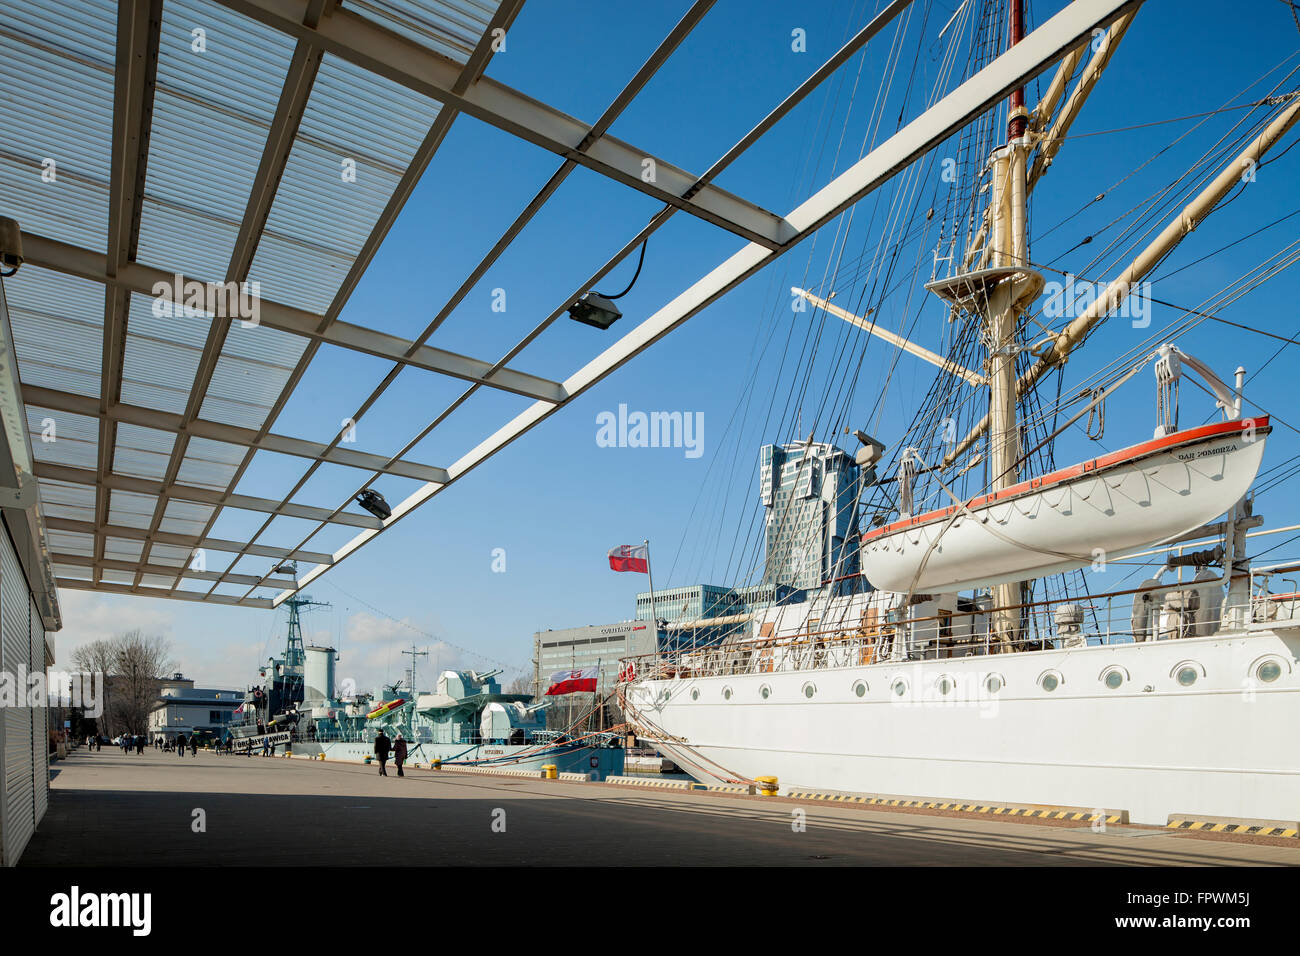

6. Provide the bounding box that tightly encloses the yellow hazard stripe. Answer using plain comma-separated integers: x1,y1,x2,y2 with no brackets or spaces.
1168,820,1298,838
783,791,1124,822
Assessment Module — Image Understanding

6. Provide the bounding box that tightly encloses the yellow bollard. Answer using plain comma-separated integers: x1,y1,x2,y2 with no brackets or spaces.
756,775,779,796
433,759,442,770
542,764,558,779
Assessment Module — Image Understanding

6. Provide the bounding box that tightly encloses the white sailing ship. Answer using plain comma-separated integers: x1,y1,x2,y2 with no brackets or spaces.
620,1,1300,826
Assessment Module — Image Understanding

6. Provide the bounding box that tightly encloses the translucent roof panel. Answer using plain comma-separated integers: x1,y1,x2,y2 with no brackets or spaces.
27,406,98,470
47,529,95,559
134,0,296,281
247,54,442,313
108,489,161,530
159,499,217,538
175,435,246,491
112,423,178,481
0,1,114,250
119,293,210,415
35,478,96,525
7,267,105,399
104,537,146,562
197,321,308,431
349,0,498,62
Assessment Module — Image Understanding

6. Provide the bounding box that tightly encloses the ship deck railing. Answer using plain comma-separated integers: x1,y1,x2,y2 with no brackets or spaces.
620,568,1299,681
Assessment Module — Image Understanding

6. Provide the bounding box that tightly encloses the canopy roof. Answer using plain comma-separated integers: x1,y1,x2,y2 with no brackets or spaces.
0,0,1131,610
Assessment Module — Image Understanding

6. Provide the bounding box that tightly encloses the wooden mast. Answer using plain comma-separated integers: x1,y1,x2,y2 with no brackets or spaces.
985,0,1031,649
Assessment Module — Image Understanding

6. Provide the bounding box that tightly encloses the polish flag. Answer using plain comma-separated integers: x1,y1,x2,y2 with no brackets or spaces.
545,667,599,696
607,544,649,573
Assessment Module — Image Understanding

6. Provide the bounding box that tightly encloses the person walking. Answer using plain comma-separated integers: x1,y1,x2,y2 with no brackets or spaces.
136,735,145,755
175,733,186,757
190,736,198,756
393,732,408,777
373,730,391,776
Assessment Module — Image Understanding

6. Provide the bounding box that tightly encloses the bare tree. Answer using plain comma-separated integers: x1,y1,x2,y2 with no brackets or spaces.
505,675,532,696
111,631,173,736
71,633,173,737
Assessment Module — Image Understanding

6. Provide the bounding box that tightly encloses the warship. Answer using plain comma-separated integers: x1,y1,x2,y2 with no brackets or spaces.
229,595,624,778
619,0,1300,826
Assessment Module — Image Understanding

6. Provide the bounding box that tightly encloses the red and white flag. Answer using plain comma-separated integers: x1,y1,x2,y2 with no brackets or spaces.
544,667,599,696
607,543,649,573
232,703,245,716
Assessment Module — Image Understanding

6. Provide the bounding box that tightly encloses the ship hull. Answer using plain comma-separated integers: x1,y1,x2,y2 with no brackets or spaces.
625,627,1300,825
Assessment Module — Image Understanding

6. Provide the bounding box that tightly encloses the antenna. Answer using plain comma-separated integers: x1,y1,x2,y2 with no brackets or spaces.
399,644,429,693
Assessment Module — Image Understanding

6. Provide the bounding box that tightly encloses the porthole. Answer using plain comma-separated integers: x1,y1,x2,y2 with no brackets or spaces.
1258,660,1283,684
1176,667,1198,687
891,679,908,698
937,676,954,696
1039,671,1061,692
690,689,700,701
852,680,867,698
760,684,772,700
1103,669,1124,690
802,682,816,699
722,687,733,700
985,674,1003,694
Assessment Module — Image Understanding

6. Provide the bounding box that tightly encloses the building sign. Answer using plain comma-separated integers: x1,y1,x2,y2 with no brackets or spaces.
232,731,291,752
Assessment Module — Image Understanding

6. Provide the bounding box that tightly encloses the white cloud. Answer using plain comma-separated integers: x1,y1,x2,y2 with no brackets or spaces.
310,611,469,698
53,589,174,667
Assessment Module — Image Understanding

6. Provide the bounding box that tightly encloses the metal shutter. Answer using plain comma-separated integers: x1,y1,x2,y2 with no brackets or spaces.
0,528,33,865
30,596,46,826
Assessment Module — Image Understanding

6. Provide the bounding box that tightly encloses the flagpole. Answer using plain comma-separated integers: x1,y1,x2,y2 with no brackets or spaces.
644,538,657,634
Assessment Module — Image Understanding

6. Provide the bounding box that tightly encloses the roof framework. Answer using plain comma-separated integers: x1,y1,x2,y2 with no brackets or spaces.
0,0,1136,609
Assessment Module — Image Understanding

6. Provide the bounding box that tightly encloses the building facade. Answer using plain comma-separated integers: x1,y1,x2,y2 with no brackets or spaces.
148,674,243,743
760,440,861,592
533,621,658,698
0,276,61,867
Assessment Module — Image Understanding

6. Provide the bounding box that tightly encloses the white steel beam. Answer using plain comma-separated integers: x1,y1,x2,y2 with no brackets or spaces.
56,577,273,608
280,0,1144,603
52,553,297,589
217,0,791,250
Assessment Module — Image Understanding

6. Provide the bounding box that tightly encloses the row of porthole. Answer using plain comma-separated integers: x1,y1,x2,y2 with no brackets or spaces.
687,658,1288,701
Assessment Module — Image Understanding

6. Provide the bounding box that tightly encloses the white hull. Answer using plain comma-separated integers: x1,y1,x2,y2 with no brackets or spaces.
862,419,1267,593
625,626,1300,825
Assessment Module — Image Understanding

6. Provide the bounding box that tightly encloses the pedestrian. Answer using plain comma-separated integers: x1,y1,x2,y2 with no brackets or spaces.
136,735,144,755
374,729,391,776
262,736,270,757
393,732,408,777
175,733,186,757
190,736,197,756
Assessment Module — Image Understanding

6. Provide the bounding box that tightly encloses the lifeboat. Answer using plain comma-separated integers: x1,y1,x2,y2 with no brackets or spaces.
365,697,406,720
861,417,1268,594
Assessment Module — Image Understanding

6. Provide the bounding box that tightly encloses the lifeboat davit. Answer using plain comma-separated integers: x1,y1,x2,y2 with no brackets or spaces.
861,417,1268,594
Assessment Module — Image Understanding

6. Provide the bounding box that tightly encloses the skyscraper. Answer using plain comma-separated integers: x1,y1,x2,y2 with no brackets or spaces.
760,440,861,592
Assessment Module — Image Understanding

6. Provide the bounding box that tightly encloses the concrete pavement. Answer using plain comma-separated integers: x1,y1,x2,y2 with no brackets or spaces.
22,749,1300,866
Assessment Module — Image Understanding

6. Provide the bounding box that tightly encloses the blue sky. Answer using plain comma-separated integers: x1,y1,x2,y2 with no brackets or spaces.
54,0,1300,693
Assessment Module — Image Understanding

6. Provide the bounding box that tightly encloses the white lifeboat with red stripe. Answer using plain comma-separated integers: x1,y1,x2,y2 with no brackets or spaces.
860,417,1269,594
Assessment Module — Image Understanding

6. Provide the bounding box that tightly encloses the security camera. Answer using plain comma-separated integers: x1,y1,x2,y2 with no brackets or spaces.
0,217,23,277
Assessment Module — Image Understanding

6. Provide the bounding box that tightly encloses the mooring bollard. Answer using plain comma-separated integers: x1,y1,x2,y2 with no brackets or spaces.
756,775,779,796
542,764,558,779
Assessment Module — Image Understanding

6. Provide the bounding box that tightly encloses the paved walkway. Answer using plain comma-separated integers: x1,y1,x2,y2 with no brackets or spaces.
22,750,1300,866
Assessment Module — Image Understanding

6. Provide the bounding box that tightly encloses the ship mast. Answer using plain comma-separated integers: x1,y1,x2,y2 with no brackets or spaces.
985,0,1031,649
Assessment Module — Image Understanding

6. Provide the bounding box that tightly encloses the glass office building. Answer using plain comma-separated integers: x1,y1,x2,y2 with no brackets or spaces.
759,440,861,593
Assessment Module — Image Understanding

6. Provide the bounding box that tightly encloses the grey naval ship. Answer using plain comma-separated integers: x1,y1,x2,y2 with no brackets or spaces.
227,595,624,779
